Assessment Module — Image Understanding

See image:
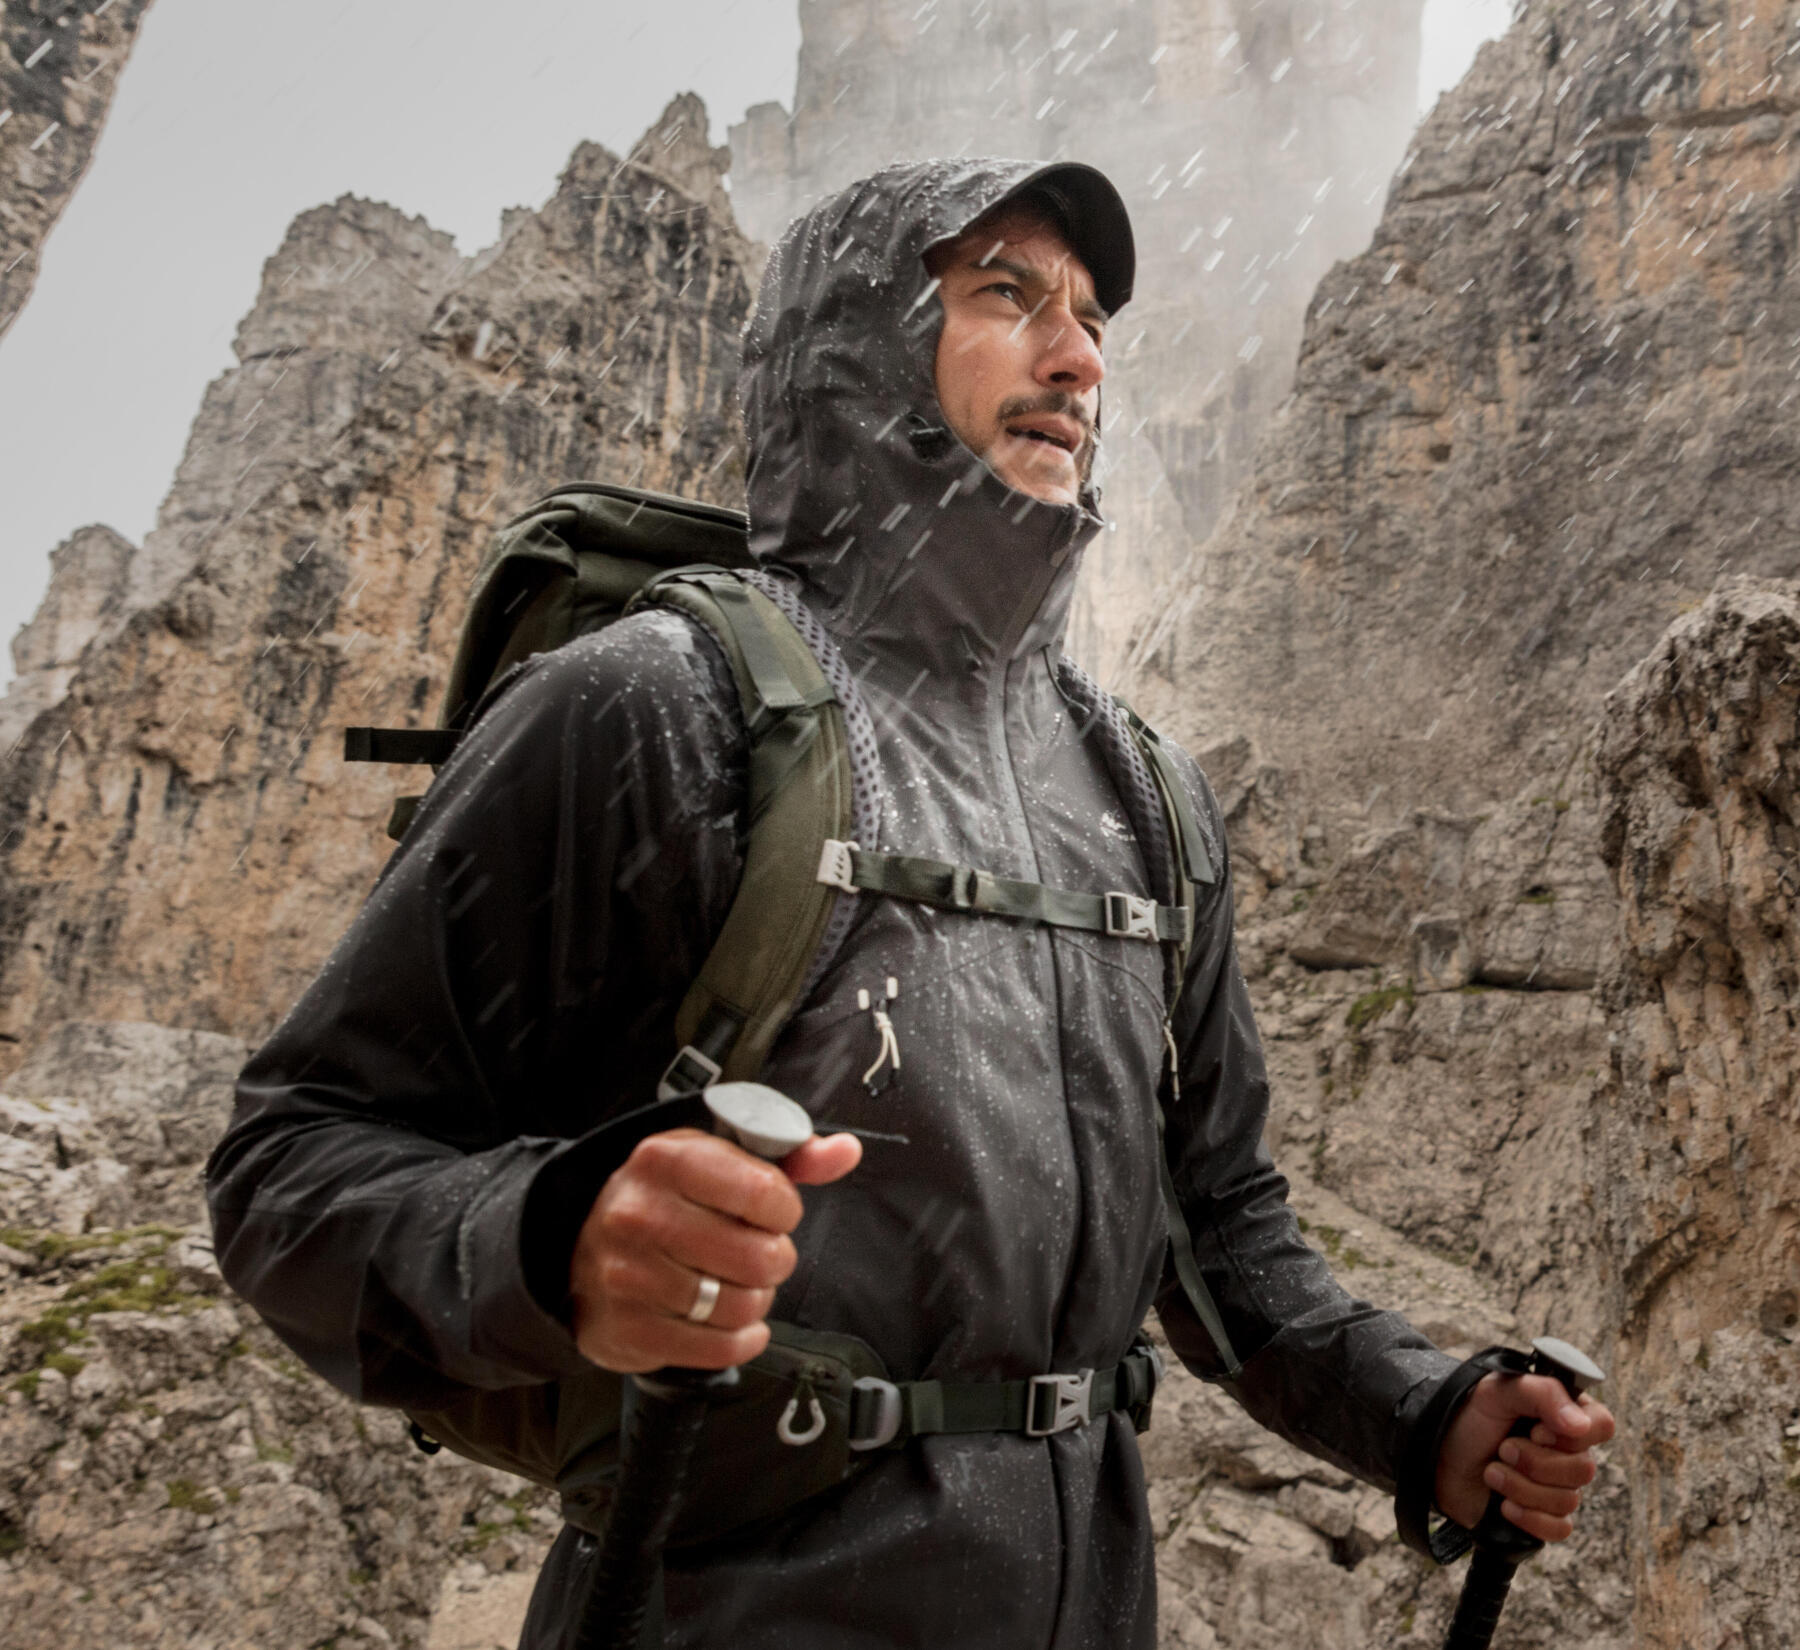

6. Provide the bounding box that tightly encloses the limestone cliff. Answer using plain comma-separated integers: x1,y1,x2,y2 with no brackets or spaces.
730,0,1428,678
1127,0,1800,1311
0,0,155,341
1119,3,1800,1646
0,97,757,1065
1132,0,1800,828
1594,580,1800,1650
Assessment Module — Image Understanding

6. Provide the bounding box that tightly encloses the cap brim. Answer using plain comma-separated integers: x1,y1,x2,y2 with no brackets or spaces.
989,161,1136,317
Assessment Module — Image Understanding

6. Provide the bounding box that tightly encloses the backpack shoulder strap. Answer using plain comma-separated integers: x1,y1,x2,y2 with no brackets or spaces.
1093,687,1242,1381
1112,696,1218,990
631,570,855,1095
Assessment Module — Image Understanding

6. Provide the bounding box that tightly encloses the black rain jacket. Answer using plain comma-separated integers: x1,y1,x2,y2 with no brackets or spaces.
208,158,1459,1650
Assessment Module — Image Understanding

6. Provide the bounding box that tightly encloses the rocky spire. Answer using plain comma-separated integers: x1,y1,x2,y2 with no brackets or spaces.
0,523,133,755
0,98,754,1062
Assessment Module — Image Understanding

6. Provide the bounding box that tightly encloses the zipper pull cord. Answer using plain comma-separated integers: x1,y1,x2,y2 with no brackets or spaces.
860,977,902,1091
1162,1016,1181,1104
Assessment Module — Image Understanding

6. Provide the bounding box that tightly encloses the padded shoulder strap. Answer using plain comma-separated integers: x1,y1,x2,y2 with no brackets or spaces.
1118,704,1217,892
633,571,855,1090
1099,690,1242,1380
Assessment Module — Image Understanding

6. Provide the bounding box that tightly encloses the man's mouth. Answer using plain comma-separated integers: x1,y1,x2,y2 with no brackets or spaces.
1004,417,1083,455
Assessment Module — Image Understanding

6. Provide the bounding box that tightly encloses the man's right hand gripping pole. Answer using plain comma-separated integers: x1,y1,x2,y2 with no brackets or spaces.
567,1089,860,1374
566,1085,861,1650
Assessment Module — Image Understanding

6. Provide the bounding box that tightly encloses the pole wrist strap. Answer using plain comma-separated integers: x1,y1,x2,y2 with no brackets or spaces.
1396,1344,1533,1565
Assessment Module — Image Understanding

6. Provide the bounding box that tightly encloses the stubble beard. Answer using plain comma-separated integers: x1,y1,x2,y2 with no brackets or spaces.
991,390,1097,500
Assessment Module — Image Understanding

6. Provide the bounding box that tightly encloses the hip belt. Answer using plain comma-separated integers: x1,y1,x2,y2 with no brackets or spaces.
849,1347,1162,1450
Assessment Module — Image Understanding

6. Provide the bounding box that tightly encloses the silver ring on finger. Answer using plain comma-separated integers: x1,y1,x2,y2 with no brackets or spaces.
686,1274,722,1325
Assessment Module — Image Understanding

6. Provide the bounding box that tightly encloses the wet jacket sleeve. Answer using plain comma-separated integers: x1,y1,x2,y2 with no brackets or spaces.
205,614,745,1409
1152,748,1460,1501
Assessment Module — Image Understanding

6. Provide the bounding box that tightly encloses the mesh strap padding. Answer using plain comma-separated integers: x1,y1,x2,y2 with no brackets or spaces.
1053,659,1181,906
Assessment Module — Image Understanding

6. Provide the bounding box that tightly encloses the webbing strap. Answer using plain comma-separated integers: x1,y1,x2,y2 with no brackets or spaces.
1153,1106,1243,1380
343,727,460,766
817,842,1191,947
859,1349,1159,1444
1396,1345,1531,1564
640,574,853,1088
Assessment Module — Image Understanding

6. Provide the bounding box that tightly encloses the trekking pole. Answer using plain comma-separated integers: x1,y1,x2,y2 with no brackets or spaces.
1442,1337,1606,1650
571,1083,819,1650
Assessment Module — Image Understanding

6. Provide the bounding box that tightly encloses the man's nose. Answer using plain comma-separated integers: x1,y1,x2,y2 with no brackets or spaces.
1033,307,1105,396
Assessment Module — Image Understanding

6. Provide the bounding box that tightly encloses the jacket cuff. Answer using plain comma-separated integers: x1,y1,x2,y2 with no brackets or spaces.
515,1092,716,1326
1394,1344,1533,1563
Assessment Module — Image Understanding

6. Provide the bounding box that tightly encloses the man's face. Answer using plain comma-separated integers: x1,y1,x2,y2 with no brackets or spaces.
925,207,1107,508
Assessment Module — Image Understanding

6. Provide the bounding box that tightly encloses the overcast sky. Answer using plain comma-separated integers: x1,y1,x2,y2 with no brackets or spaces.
0,0,1513,674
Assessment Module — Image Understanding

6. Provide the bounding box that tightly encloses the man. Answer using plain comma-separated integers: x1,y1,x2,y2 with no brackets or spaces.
209,159,1612,1647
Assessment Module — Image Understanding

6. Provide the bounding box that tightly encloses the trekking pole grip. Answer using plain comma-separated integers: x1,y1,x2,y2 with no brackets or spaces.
1442,1337,1604,1650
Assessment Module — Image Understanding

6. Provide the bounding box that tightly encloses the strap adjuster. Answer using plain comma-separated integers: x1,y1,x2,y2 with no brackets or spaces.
849,1377,903,1451
817,839,860,892
1104,892,1158,941
1026,1369,1094,1436
656,1044,722,1101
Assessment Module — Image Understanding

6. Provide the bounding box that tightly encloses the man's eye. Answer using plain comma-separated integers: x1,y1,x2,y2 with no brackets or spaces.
982,282,1024,303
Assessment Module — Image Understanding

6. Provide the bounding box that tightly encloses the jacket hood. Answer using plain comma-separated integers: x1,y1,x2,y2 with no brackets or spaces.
738,158,1136,678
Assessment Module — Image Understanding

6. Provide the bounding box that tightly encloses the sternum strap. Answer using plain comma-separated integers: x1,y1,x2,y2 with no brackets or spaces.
818,841,1191,946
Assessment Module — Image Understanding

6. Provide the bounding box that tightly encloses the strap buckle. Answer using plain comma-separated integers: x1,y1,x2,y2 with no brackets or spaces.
817,839,860,893
1104,892,1158,941
656,1044,722,1101
849,1377,903,1451
1026,1369,1094,1436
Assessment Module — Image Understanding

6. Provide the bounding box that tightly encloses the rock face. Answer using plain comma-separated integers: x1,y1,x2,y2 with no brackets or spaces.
1131,0,1800,831
0,523,134,756
730,0,1428,677
0,96,757,1066
0,0,156,341
1116,3,1800,1646
1594,581,1800,1650
0,95,751,1649
1128,0,1800,1298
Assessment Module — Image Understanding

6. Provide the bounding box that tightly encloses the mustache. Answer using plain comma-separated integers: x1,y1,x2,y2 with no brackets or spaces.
994,391,1096,444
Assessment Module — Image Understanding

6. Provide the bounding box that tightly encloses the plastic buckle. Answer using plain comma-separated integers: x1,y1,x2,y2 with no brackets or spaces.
817,839,860,893
1104,892,1158,941
1026,1369,1094,1436
849,1377,903,1451
655,1044,722,1101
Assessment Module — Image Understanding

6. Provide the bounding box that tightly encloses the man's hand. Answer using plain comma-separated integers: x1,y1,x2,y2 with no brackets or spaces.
569,1127,861,1373
1435,1372,1617,1542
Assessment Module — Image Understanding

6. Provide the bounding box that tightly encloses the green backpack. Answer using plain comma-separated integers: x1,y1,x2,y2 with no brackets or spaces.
344,480,1240,1544
347,482,850,1090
